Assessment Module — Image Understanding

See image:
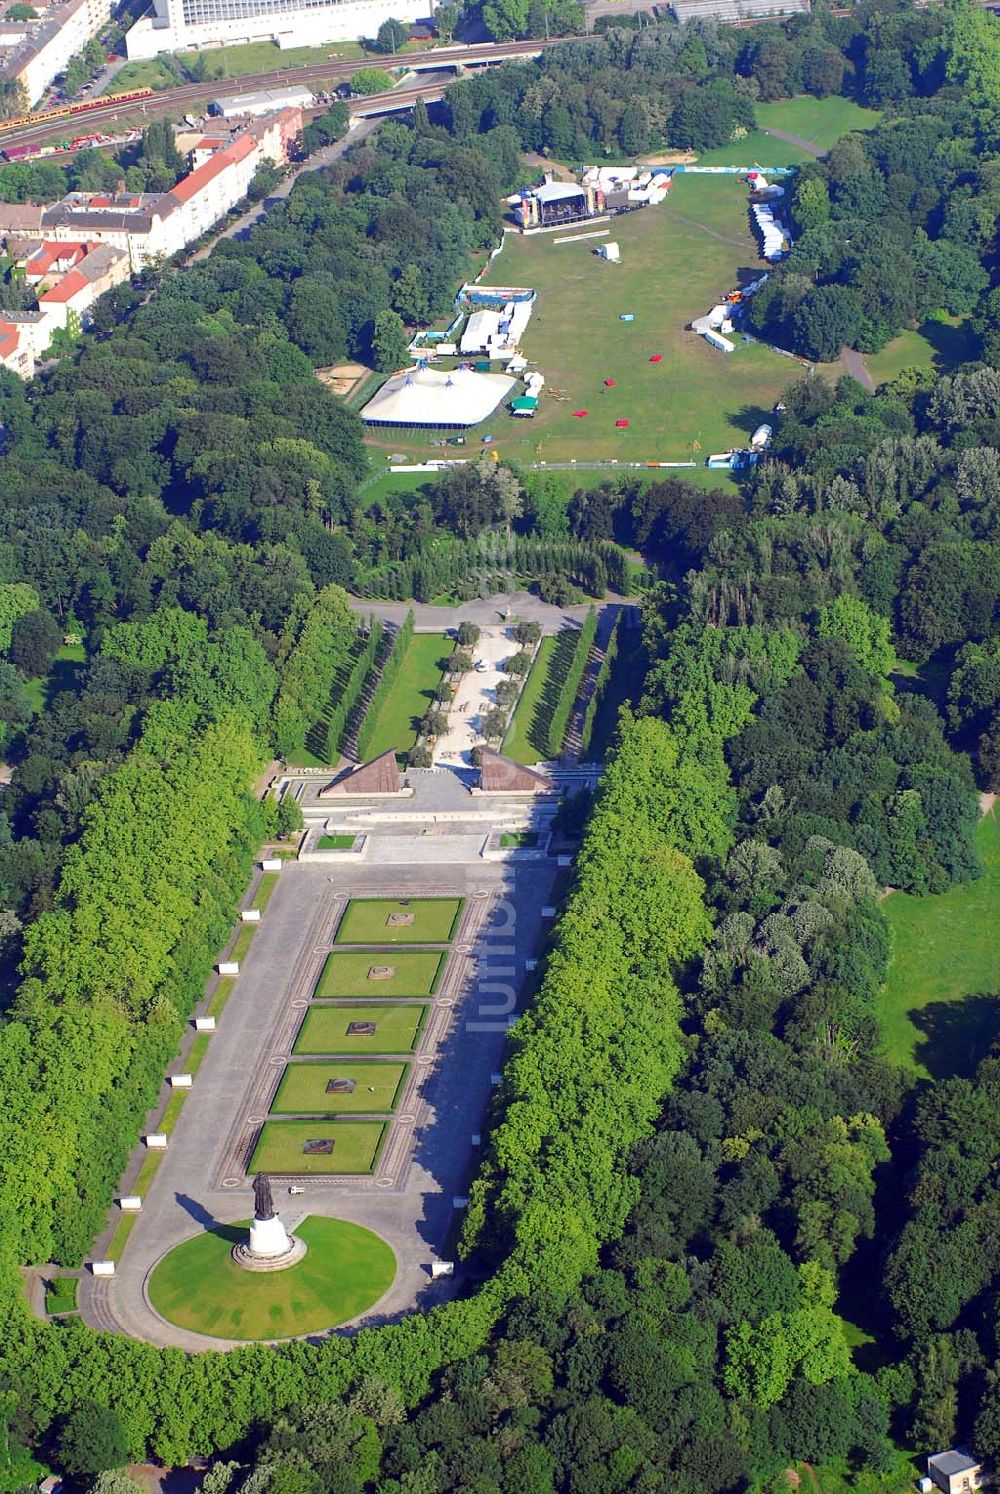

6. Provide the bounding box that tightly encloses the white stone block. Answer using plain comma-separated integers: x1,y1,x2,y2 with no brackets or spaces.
240,908,261,923
452,1196,469,1209
194,1016,216,1032
525,958,537,971
490,1073,502,1085
431,1261,455,1278
218,961,239,976
145,1133,167,1150
169,1073,192,1089
557,854,573,867
471,1133,481,1146
541,906,555,918
261,858,281,872
91,1259,115,1277
118,1196,142,1212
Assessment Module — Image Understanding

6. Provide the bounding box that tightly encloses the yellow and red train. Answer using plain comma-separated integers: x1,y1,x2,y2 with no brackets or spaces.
0,87,154,137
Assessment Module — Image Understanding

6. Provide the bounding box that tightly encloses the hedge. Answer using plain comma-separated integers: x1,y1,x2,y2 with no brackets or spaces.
580,609,622,757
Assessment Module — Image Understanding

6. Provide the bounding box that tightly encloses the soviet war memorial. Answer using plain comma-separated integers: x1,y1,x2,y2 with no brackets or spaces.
0,0,998,1489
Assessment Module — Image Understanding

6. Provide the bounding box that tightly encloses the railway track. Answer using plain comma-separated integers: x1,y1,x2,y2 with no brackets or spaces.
0,37,558,150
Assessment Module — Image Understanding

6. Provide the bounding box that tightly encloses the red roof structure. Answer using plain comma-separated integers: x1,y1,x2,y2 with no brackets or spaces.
320,750,402,797
478,749,554,794
39,268,88,303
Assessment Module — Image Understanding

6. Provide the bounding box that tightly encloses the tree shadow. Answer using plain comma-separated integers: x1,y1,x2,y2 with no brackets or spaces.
911,994,1000,1081
730,401,781,442
919,317,976,373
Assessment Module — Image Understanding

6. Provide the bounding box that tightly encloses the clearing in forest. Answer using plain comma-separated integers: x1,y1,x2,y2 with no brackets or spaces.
880,811,1000,1079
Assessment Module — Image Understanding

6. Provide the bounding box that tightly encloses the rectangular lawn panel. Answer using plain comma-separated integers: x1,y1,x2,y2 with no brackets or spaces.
880,813,1000,1079
335,896,463,945
294,1003,428,1055
250,1120,386,1175
272,1061,410,1115
503,636,557,764
314,949,443,998
359,632,451,760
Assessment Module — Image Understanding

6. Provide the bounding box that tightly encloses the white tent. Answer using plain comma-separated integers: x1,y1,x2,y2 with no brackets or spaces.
361,365,516,428
460,310,501,355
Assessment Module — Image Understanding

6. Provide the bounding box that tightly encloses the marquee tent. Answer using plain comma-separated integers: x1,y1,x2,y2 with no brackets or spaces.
361,365,517,428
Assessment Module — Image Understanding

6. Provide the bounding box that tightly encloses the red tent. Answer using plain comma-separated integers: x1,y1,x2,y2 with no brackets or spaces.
615,419,630,428
649,354,663,363
603,378,617,387
572,409,589,418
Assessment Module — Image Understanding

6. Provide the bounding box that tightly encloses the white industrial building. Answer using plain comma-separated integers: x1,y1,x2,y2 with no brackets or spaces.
208,84,313,119
361,364,515,427
126,0,433,61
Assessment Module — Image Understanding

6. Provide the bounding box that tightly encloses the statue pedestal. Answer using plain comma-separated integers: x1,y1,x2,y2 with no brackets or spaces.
232,1213,307,1273
250,1215,291,1257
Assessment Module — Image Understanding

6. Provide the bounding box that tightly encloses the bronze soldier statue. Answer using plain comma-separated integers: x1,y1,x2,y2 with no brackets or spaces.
252,1172,275,1221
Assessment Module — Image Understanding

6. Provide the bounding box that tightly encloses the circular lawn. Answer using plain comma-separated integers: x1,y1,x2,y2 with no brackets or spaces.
147,1216,395,1341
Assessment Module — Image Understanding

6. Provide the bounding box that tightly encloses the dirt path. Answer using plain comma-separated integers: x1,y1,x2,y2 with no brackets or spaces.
841,345,875,392
762,126,827,160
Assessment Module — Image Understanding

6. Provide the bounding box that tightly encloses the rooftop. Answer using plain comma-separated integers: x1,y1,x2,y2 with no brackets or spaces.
930,1454,981,1478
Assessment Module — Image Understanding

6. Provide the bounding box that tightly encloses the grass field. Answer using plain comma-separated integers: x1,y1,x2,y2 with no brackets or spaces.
294,1002,428,1055
880,812,1000,1079
314,949,443,998
694,132,817,168
250,1121,386,1176
23,640,86,716
319,834,357,850
271,1061,409,1115
360,632,451,760
335,896,463,945
755,96,882,150
861,317,976,387
45,1277,78,1314
502,636,556,764
501,831,539,848
108,37,368,93
252,872,280,912
148,1215,395,1339
370,176,808,466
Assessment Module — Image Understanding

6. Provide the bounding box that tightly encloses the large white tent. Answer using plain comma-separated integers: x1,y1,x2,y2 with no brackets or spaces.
361,364,516,428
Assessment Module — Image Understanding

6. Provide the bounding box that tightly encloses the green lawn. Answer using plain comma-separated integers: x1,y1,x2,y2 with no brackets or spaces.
359,632,451,760
23,640,86,717
45,1277,78,1314
319,834,357,850
503,636,557,764
335,896,463,944
294,1002,427,1055
369,177,809,467
880,812,1000,1079
861,317,976,387
314,949,443,998
230,923,256,963
252,871,280,912
500,831,539,848
755,95,882,150
108,36,369,93
250,1122,387,1176
148,1215,395,1339
272,1061,409,1115
694,131,816,168
208,976,236,1018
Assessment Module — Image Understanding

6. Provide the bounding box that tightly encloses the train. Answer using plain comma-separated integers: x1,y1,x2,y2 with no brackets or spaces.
0,87,154,137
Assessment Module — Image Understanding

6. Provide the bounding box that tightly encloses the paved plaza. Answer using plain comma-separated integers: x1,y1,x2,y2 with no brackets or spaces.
434,628,515,766
80,785,562,1350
